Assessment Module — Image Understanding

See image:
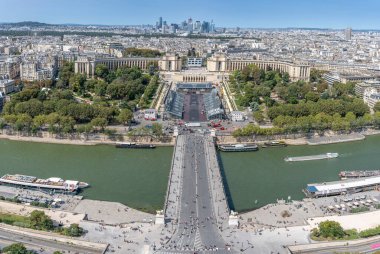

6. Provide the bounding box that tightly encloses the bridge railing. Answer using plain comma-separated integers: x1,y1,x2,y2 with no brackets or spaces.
163,135,178,216
206,137,231,216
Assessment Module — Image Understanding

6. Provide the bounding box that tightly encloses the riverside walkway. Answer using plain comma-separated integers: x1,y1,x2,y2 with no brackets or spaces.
159,134,232,253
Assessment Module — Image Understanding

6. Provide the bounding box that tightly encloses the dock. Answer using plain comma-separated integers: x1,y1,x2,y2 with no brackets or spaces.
305,175,380,198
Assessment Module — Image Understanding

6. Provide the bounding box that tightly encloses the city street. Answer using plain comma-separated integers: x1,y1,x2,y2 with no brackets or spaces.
0,228,104,254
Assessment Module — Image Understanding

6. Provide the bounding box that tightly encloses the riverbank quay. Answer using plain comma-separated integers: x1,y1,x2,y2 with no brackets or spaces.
216,129,380,146
230,191,380,253
239,191,380,230
0,132,175,146
1,127,380,148
0,200,85,227
73,199,155,225
308,210,380,232
0,185,156,226
0,186,166,253
307,133,365,145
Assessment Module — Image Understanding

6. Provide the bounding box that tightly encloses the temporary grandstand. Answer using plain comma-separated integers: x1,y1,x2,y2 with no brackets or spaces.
203,89,224,120
177,83,213,91
165,90,184,118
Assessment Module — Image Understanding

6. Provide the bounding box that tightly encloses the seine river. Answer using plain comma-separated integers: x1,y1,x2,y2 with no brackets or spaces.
0,140,172,213
0,135,380,213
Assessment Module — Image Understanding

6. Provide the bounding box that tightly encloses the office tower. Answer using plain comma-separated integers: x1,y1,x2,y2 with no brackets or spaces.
158,17,163,29
345,27,352,40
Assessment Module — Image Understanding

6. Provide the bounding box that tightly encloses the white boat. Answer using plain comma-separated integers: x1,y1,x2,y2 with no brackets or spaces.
218,144,259,152
285,153,339,162
0,174,89,194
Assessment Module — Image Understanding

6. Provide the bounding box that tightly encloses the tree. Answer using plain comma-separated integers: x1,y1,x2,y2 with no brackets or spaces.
29,210,54,230
94,80,108,96
14,99,44,117
58,61,75,87
123,48,162,58
45,113,59,128
310,68,325,83
117,109,133,125
152,123,163,137
253,111,265,124
316,220,345,239
69,73,86,93
249,101,260,112
2,243,32,254
305,92,320,102
61,223,84,237
90,117,108,132
374,102,380,112
95,64,109,79
15,114,33,132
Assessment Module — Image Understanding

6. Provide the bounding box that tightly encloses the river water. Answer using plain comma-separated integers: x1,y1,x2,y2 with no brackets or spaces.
0,135,379,213
0,140,172,213
219,135,380,212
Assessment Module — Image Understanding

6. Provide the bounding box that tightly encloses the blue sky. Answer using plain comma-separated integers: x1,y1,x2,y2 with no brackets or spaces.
1,0,380,29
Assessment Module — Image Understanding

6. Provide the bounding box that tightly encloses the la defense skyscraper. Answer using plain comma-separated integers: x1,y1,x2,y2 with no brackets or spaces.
156,17,163,29
345,27,352,40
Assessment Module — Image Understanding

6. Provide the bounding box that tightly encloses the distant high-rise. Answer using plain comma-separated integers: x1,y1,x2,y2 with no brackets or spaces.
345,27,352,40
194,21,201,32
158,17,163,29
201,21,210,33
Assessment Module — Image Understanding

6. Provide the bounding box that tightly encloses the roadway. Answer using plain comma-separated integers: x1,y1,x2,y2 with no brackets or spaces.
158,134,231,253
289,238,380,254
0,227,105,254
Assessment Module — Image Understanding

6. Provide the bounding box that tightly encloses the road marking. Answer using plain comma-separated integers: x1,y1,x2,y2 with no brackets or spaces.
193,228,203,250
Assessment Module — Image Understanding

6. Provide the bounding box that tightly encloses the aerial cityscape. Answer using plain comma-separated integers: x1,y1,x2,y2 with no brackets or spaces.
1,0,380,253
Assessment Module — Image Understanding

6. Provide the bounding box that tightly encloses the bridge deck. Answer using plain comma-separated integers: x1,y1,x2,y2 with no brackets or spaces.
161,134,231,253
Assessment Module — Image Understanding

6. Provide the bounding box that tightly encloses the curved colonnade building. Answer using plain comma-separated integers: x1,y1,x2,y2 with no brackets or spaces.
207,54,310,81
75,53,310,82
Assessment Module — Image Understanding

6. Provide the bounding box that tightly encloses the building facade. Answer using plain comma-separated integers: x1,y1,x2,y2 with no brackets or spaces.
75,56,160,79
0,79,16,95
363,88,380,110
20,62,54,81
355,80,380,97
207,54,310,81
158,53,182,72
0,59,20,79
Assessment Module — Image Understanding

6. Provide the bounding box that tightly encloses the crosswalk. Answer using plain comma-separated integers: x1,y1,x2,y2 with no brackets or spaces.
194,228,203,250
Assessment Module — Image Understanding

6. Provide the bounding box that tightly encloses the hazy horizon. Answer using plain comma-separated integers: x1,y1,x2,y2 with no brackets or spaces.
0,0,380,30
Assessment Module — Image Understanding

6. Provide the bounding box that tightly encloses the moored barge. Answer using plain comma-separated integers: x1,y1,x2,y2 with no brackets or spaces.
0,174,89,194
262,141,287,148
115,142,156,149
218,144,259,152
339,170,380,179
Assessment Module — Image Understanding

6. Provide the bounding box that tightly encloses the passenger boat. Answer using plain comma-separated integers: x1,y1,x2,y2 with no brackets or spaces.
0,174,89,194
262,141,287,148
339,170,380,180
218,144,258,152
115,142,156,149
285,152,339,162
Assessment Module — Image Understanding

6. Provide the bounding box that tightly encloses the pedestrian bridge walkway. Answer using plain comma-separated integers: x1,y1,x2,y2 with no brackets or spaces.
164,134,230,223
